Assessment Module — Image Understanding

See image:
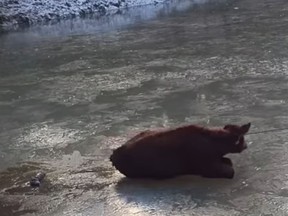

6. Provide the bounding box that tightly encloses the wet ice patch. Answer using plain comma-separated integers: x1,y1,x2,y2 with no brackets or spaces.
15,122,83,149
61,150,84,168
57,59,93,72
40,66,152,106
101,136,128,149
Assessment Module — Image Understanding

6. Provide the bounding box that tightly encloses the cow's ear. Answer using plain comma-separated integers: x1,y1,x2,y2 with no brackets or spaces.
240,123,251,134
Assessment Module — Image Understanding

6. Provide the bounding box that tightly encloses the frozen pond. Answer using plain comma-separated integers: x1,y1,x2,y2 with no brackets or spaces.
1,0,288,215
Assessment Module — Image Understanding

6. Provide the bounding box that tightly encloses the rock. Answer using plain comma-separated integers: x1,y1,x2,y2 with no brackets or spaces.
98,5,107,15
30,172,46,187
16,15,30,26
32,2,43,6
93,3,100,8
110,2,120,8
0,15,8,25
79,9,86,17
8,0,19,4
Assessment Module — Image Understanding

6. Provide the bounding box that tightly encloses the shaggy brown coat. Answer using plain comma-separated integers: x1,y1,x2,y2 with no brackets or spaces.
110,123,251,179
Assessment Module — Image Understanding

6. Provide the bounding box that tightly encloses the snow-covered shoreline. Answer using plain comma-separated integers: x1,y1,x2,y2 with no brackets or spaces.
0,0,167,32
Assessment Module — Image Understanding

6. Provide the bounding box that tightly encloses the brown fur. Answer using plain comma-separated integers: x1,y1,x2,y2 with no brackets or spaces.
110,123,251,179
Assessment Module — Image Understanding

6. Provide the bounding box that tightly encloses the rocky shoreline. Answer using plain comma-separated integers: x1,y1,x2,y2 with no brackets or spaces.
0,0,167,32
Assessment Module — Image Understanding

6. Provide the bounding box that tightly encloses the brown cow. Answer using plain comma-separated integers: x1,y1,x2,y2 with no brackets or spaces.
110,123,251,179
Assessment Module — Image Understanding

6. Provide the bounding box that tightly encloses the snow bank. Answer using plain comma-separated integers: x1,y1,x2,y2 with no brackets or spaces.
0,0,167,31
